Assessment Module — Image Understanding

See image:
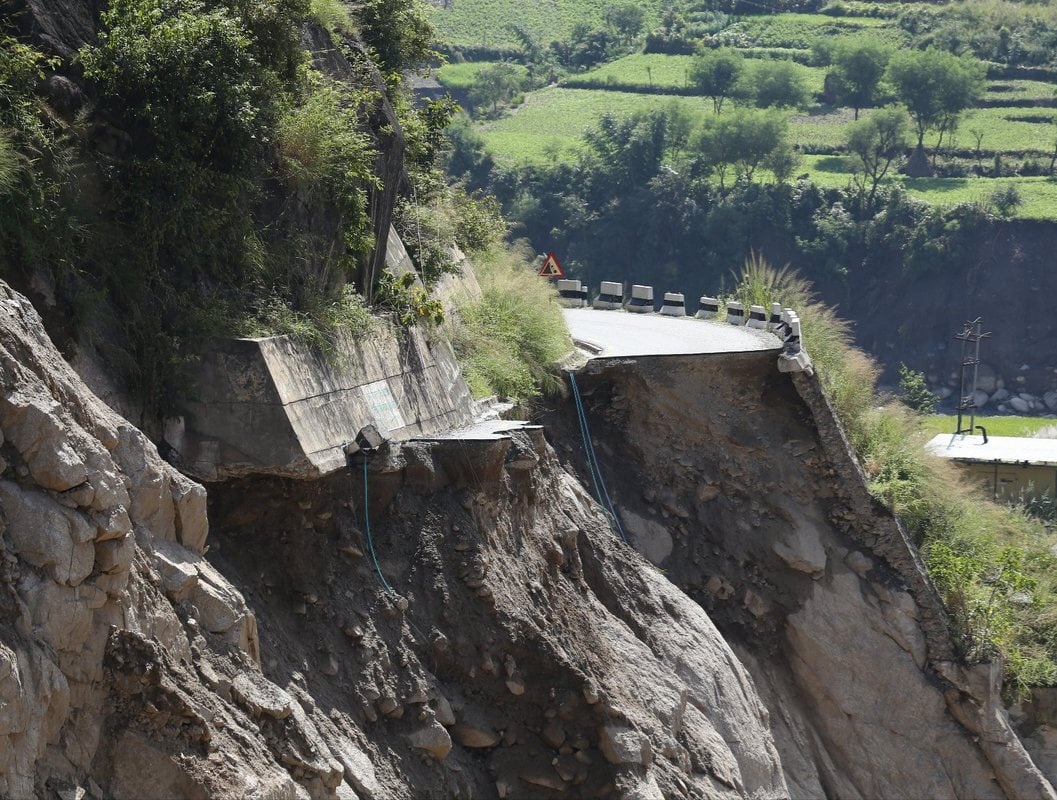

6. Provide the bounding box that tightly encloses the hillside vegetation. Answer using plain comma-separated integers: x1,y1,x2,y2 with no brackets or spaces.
434,0,1057,220
740,260,1057,693
1,0,571,414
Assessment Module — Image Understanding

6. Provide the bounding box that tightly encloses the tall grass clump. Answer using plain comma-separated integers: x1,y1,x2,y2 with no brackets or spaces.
735,254,1057,694
309,0,354,33
447,241,572,402
277,73,378,255
0,131,21,195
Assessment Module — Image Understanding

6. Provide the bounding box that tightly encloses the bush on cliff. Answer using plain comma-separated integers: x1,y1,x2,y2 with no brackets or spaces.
737,256,1057,694
447,241,572,402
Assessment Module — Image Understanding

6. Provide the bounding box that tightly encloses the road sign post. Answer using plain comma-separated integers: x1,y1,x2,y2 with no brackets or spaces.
537,253,564,278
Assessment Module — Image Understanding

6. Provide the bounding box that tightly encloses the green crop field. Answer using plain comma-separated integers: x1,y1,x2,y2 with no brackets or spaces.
984,80,1057,102
953,107,1057,153
567,54,695,91
789,107,873,148
436,61,528,90
480,89,1057,171
716,13,899,50
788,106,1057,153
902,177,1057,219
566,53,827,95
801,156,1057,219
478,88,709,163
429,0,667,51
444,2,1057,220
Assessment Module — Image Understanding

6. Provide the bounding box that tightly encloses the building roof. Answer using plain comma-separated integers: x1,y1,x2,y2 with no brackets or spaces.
925,433,1057,467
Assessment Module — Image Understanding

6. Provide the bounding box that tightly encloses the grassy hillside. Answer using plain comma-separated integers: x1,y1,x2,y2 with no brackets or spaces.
436,0,1057,219
477,86,1057,162
429,0,667,51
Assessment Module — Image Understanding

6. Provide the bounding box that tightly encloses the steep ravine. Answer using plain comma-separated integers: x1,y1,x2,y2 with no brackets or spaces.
550,351,1055,799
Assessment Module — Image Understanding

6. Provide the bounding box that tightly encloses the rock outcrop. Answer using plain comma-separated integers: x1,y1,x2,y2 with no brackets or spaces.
0,280,792,798
556,350,1055,799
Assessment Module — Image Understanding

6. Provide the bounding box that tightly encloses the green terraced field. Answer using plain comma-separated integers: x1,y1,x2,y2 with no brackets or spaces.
429,0,667,51
953,107,1057,153
436,61,528,90
801,156,1057,220
478,88,709,163
984,79,1057,102
716,13,900,50
567,53,827,95
446,4,1057,219
789,106,1057,153
567,54,695,91
480,87,1057,168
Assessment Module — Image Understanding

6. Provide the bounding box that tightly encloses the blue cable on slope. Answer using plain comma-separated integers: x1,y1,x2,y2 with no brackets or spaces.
568,371,627,543
569,372,606,512
363,458,394,594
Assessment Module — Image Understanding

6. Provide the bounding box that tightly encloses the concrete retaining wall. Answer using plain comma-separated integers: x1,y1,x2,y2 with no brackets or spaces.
174,322,476,481
171,227,478,481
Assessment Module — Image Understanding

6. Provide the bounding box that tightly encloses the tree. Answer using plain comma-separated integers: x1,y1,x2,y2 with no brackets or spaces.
358,0,435,75
696,108,790,187
552,24,618,69
831,39,891,119
885,48,985,157
468,62,524,115
689,48,745,113
746,60,810,109
846,106,909,211
764,142,801,184
899,363,937,413
604,2,646,44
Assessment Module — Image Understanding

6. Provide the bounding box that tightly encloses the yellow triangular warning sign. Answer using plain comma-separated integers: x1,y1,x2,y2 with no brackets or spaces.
537,252,564,278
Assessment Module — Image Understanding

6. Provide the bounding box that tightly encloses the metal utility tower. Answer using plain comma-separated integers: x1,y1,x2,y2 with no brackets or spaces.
954,318,991,437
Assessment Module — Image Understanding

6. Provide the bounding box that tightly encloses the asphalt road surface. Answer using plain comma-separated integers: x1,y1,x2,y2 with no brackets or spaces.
563,307,782,358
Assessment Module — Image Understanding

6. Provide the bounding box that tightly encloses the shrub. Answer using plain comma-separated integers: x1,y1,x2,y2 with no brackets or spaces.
448,241,571,401
989,184,1024,218
357,0,434,75
81,0,282,170
0,131,19,195
309,0,353,33
396,185,507,283
899,363,938,413
375,270,445,327
238,284,373,355
277,73,379,261
745,59,811,109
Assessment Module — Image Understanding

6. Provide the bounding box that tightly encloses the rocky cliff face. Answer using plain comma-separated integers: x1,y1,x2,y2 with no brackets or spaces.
0,281,794,798
552,351,1055,799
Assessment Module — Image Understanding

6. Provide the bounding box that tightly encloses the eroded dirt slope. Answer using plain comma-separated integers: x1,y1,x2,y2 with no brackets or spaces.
0,280,789,798
547,351,1053,799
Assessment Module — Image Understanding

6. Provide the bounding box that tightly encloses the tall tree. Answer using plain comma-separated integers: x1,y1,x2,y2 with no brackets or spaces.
885,48,985,157
747,59,810,109
831,39,891,119
604,2,646,44
689,48,745,113
846,106,909,211
696,108,790,187
469,62,524,114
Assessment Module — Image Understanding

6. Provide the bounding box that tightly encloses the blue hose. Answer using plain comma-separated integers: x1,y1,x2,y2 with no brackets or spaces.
568,371,627,543
363,458,394,594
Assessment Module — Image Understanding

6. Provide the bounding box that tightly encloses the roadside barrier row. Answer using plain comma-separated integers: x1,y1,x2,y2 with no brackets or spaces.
564,280,813,374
